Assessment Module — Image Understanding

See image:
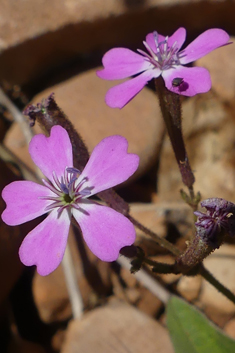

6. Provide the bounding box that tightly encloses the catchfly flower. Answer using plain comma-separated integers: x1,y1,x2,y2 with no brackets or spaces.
97,28,230,108
194,198,235,246
1,126,139,276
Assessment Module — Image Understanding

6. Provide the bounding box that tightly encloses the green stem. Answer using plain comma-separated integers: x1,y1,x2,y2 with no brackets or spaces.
199,264,235,305
144,258,176,274
128,214,180,256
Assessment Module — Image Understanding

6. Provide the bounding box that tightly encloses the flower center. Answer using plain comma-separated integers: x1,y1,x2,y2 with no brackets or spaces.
137,31,181,71
195,207,232,239
41,167,92,216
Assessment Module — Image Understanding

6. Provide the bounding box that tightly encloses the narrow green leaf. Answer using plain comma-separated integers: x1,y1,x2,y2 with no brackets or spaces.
166,296,235,353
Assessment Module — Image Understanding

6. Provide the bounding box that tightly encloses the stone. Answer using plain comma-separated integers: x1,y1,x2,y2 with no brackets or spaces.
199,244,235,315
5,68,165,180
0,1,233,86
136,287,163,317
177,275,202,302
197,36,235,102
224,318,235,339
61,298,174,353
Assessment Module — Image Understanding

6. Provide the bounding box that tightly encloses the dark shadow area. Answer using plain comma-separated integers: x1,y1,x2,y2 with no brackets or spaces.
9,267,69,352
124,0,147,7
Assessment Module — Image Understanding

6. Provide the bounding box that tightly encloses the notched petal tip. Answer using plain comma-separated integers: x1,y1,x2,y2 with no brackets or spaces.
29,125,73,181
77,134,139,195
180,28,230,64
97,48,148,81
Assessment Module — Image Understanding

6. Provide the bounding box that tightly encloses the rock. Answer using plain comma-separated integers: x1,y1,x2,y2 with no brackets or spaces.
177,275,202,302
199,244,235,314
158,91,235,202
224,318,235,339
5,68,165,179
136,287,163,317
197,36,235,102
0,1,234,86
111,266,162,317
61,298,174,353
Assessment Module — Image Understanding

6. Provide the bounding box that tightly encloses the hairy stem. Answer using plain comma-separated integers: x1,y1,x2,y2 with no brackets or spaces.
154,78,196,202
128,214,180,256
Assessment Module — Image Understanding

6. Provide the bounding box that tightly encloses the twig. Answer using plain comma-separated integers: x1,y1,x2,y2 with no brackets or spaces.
62,245,83,319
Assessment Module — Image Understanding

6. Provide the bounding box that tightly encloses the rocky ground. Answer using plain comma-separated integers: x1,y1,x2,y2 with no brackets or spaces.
1,0,235,352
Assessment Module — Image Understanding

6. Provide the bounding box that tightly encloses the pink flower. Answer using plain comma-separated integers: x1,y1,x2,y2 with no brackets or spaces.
97,28,230,108
1,126,139,276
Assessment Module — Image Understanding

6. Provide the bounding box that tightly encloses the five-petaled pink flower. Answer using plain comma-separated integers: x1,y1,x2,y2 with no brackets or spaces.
1,126,139,276
97,28,230,108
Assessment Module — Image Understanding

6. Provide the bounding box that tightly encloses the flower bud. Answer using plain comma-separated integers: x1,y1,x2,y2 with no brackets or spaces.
175,198,235,274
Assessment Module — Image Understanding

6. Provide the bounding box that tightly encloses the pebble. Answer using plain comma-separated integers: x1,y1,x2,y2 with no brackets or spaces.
61,298,174,353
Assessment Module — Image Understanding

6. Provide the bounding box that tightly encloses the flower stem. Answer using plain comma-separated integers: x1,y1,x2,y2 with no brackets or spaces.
154,78,195,197
128,214,180,256
144,258,176,274
199,264,235,305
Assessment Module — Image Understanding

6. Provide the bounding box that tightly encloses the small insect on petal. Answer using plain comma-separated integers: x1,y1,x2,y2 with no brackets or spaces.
172,77,184,87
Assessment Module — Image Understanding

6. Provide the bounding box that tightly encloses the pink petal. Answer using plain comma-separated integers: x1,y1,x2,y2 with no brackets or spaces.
73,202,136,261
145,28,186,52
180,29,230,64
29,125,73,181
76,135,139,195
105,69,158,108
168,27,187,50
162,66,211,97
19,209,71,276
145,32,165,51
1,181,52,226
97,48,151,80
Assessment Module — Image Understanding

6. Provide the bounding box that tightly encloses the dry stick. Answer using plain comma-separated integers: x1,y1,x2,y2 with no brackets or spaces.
62,246,83,319
0,89,83,319
0,88,32,144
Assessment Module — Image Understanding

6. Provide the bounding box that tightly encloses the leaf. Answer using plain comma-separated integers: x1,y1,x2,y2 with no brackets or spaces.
166,296,235,353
